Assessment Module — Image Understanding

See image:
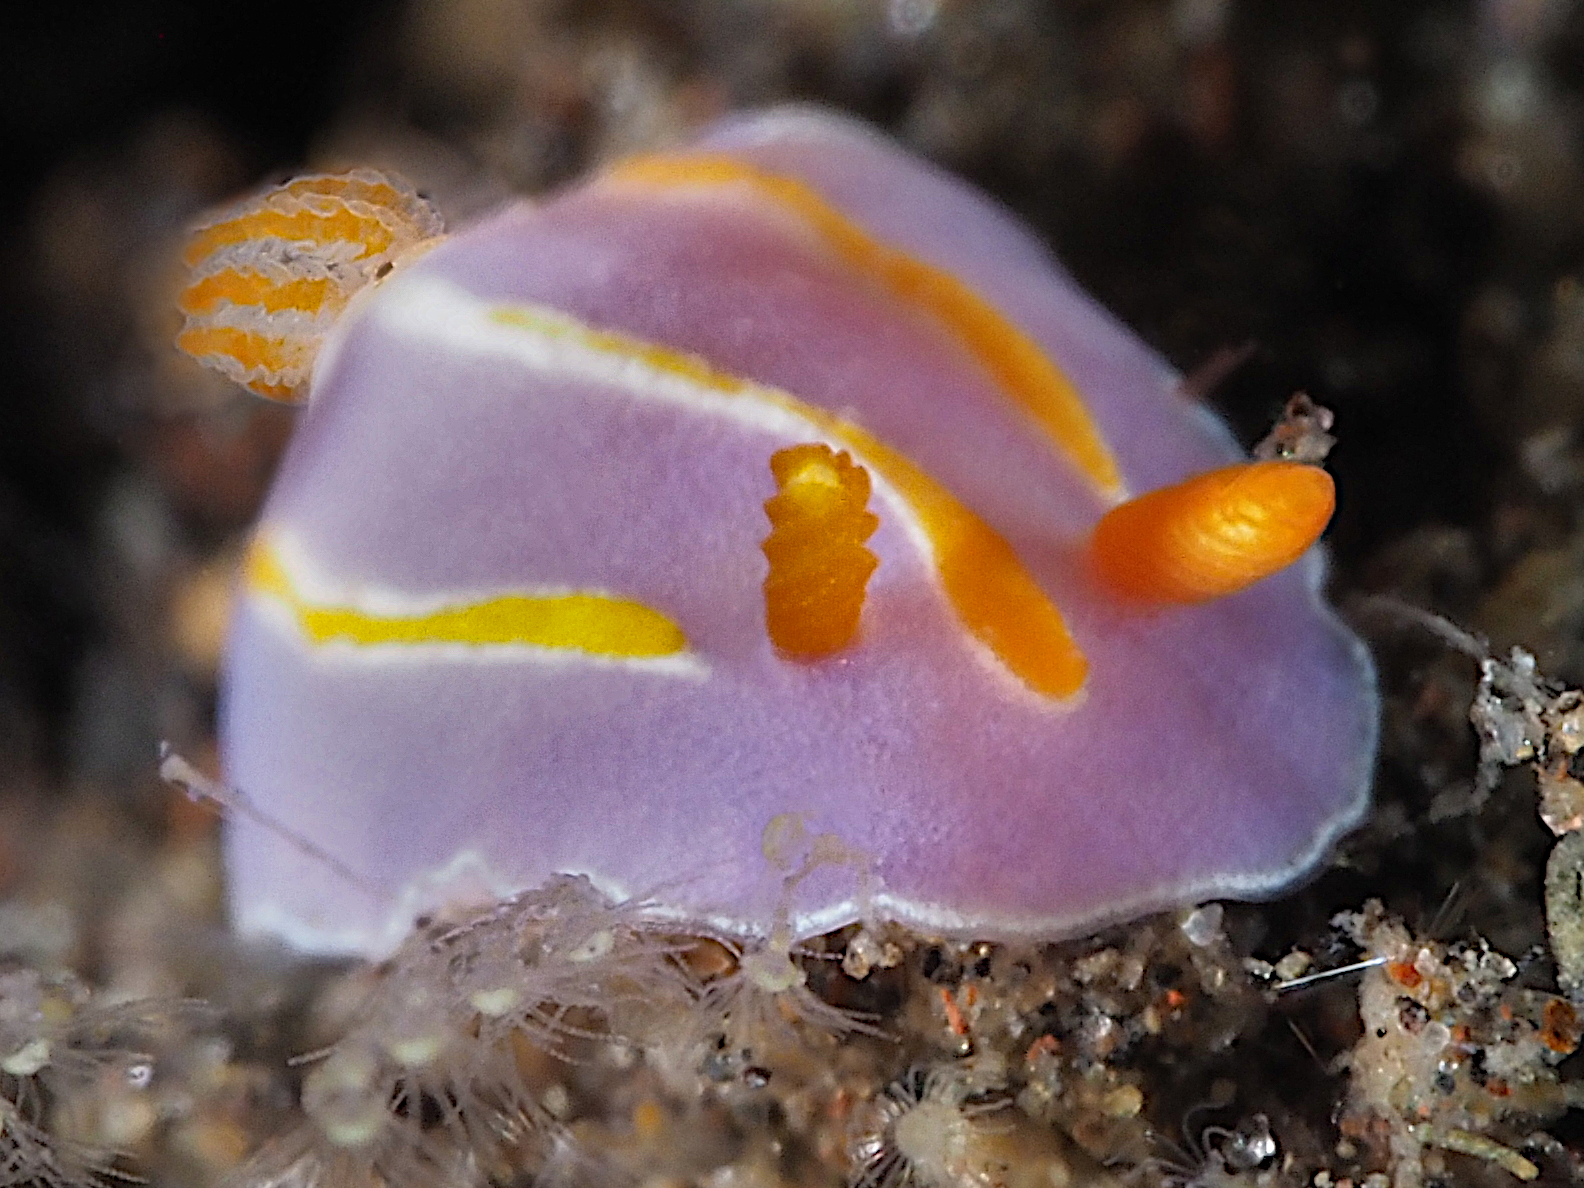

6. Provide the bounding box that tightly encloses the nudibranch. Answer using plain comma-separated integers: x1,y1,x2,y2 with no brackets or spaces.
182,107,1378,956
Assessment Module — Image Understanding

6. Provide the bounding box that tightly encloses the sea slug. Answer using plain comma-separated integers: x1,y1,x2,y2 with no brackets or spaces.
178,106,1379,956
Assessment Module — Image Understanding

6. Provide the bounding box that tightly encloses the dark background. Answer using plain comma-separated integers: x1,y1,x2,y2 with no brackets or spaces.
0,0,393,767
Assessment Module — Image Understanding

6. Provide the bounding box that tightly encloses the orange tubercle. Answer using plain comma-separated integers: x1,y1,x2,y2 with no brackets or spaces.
1090,460,1335,604
489,304,1088,699
762,444,880,656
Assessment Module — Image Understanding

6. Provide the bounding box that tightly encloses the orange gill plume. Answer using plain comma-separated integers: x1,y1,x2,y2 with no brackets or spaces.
176,170,443,402
762,443,880,656
1090,460,1336,604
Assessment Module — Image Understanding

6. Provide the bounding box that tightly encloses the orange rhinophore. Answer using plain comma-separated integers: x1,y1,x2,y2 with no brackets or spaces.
762,443,880,656
175,170,443,402
1090,460,1336,604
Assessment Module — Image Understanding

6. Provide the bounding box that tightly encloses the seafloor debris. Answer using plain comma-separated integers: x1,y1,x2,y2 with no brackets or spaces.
1466,641,1584,827
0,966,213,1188
1253,394,1338,466
1545,830,1584,999
18,794,1584,1188
1451,640,1584,1008
1335,901,1578,1188
202,881,1271,1188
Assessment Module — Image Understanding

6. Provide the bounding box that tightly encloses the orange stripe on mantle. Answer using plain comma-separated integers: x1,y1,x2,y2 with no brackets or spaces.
604,153,1124,503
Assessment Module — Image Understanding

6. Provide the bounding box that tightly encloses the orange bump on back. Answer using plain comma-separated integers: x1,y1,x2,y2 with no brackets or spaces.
1090,460,1336,604
176,170,443,402
762,443,880,656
